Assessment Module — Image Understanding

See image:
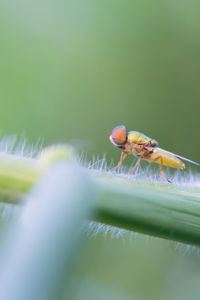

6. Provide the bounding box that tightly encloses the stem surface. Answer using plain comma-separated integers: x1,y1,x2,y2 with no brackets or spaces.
93,172,200,246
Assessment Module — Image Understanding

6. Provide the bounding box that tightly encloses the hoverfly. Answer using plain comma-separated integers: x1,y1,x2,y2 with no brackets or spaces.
107,125,200,183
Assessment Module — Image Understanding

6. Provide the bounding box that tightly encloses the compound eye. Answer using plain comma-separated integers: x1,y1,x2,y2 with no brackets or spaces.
111,125,126,145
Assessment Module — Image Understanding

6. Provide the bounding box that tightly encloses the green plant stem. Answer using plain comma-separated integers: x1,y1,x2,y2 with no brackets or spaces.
0,145,74,203
0,154,39,203
0,148,200,246
93,173,200,246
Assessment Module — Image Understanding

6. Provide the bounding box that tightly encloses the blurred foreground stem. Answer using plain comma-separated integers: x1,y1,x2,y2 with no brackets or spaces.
0,162,93,300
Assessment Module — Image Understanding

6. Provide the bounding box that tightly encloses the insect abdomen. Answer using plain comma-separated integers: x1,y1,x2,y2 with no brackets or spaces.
148,148,185,169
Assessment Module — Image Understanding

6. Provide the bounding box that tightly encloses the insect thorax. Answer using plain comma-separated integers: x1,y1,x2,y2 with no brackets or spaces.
124,143,139,157
125,142,154,159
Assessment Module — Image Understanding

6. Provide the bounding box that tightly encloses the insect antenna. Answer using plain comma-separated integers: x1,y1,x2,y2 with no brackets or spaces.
106,129,111,135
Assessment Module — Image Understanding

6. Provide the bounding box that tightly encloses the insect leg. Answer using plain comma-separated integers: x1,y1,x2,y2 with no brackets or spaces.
113,152,127,172
129,156,142,175
160,158,172,184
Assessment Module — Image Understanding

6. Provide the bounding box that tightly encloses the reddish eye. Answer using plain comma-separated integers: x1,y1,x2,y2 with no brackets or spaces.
112,125,126,145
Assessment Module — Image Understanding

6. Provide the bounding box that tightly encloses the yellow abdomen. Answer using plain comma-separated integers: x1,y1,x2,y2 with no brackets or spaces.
147,148,185,169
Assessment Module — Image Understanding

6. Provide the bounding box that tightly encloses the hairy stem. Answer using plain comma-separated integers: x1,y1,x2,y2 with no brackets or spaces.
0,147,200,246
94,173,200,246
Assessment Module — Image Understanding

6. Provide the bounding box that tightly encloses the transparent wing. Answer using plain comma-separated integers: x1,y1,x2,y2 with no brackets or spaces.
176,154,200,166
157,147,200,166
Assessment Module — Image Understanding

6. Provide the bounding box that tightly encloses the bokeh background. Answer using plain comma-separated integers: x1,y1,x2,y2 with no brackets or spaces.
0,0,200,299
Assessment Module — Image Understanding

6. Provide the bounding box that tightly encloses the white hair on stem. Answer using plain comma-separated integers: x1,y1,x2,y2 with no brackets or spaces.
0,133,43,158
80,152,200,186
82,220,200,256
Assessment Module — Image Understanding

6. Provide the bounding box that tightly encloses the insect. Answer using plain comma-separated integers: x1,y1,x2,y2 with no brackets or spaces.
106,125,200,183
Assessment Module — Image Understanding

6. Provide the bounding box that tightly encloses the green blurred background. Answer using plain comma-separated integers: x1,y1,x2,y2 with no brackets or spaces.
0,0,200,299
